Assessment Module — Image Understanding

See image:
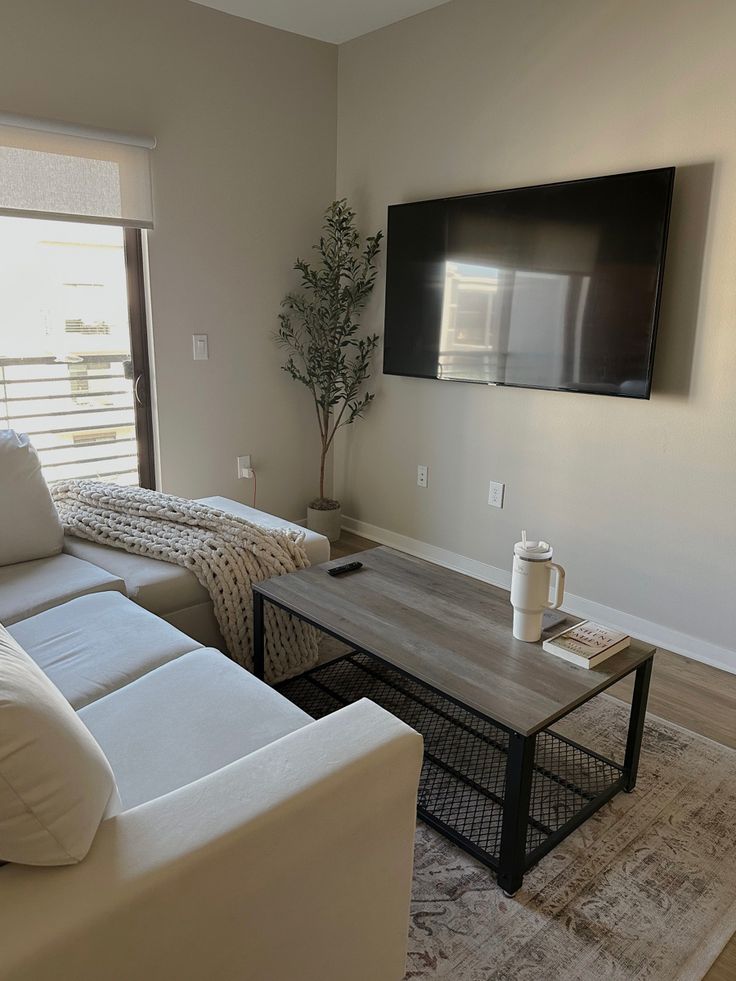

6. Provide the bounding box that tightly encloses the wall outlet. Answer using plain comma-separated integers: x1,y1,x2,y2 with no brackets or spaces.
417,464,428,488
237,455,253,479
488,480,505,508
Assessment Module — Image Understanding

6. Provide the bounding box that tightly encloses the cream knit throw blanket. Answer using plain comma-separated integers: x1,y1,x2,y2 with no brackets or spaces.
51,480,319,682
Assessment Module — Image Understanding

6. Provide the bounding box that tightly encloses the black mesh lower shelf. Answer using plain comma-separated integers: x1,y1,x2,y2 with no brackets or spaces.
278,651,624,870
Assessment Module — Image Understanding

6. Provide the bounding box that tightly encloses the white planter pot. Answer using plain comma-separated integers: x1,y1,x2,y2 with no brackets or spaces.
307,505,342,543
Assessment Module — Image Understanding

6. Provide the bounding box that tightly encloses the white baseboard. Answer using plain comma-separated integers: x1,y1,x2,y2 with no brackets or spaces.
342,515,736,676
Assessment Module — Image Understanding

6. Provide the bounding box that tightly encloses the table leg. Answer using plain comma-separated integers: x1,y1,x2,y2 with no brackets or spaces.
497,731,536,896
253,590,265,681
623,655,653,792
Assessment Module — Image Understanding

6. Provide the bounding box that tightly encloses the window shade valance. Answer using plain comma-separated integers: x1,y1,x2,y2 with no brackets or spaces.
0,113,155,228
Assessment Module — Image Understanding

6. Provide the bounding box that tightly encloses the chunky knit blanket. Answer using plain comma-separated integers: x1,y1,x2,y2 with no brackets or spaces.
51,480,319,682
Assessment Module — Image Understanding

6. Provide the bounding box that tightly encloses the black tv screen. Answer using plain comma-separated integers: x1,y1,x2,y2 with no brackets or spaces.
383,167,675,398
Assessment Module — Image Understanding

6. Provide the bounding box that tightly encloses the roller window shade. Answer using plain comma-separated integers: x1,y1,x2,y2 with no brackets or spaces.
0,114,155,228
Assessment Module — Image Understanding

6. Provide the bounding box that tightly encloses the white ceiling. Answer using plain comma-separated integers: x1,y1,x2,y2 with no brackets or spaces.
190,0,451,44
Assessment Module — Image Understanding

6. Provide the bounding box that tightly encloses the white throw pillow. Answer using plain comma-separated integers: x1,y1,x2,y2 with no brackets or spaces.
0,624,117,866
0,429,64,566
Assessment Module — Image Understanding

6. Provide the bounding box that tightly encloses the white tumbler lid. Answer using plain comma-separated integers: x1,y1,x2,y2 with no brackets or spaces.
514,530,553,561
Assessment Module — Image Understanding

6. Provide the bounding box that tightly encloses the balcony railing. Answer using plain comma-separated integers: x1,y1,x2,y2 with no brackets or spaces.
0,354,140,485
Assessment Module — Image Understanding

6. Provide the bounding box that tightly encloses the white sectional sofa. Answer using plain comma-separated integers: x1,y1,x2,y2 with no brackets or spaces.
2,491,329,650
62,495,331,649
0,433,423,980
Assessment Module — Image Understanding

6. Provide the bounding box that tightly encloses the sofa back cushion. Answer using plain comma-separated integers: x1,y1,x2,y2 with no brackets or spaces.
0,623,117,866
0,430,64,566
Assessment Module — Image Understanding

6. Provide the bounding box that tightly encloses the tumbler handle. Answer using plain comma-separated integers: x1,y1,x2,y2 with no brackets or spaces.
546,563,566,610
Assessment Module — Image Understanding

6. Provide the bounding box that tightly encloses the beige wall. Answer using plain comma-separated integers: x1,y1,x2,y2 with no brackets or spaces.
1,0,337,518
336,0,736,661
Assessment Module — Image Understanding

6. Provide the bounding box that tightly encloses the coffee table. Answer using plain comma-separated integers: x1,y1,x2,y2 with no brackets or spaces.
253,547,655,895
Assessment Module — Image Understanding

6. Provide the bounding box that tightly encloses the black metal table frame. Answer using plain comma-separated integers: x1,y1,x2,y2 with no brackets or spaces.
252,587,654,896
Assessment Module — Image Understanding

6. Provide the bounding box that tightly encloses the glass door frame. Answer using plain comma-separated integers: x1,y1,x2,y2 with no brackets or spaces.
124,227,156,489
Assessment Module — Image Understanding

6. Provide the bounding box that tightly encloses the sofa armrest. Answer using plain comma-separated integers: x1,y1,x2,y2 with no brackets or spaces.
0,699,423,981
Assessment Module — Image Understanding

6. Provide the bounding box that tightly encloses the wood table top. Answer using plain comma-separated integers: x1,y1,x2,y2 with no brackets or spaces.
256,547,656,737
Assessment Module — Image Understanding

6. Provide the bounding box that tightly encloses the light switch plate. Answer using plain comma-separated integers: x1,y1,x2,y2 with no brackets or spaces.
192,334,209,361
417,464,428,488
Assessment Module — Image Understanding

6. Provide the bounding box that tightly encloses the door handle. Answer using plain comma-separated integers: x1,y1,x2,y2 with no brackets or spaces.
134,374,146,406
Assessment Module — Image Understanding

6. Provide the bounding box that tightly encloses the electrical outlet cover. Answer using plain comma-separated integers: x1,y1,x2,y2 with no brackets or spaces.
488,480,505,508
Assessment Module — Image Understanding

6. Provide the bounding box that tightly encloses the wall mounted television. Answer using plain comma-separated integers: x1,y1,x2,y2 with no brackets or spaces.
383,167,675,398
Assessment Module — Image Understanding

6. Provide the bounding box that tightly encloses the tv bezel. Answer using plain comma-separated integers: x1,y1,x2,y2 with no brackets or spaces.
382,166,676,399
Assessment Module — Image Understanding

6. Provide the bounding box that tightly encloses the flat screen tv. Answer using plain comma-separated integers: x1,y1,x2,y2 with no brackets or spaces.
383,167,675,398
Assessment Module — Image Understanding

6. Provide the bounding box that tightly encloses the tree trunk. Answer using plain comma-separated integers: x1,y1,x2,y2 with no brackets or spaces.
319,443,327,500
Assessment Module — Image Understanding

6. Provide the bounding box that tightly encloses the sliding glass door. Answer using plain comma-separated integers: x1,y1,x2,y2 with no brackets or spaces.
0,216,155,487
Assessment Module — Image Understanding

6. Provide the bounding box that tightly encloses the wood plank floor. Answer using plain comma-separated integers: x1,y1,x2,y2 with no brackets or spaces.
330,532,736,980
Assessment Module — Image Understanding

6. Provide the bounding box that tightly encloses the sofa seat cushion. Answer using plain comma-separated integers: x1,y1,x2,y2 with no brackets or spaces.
79,648,313,810
197,497,331,565
62,495,330,620
0,554,126,626
0,625,117,866
63,537,209,615
9,593,202,710
0,430,64,566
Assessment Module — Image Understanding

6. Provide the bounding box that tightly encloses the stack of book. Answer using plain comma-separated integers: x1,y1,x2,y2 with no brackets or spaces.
543,620,630,669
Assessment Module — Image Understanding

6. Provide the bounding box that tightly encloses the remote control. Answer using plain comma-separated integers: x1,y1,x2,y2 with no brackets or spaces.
327,561,364,577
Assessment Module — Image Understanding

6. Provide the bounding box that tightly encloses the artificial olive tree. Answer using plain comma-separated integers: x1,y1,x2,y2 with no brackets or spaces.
276,199,382,510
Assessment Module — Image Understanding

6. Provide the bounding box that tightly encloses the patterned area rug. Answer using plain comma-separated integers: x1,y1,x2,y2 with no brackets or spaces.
406,696,736,980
